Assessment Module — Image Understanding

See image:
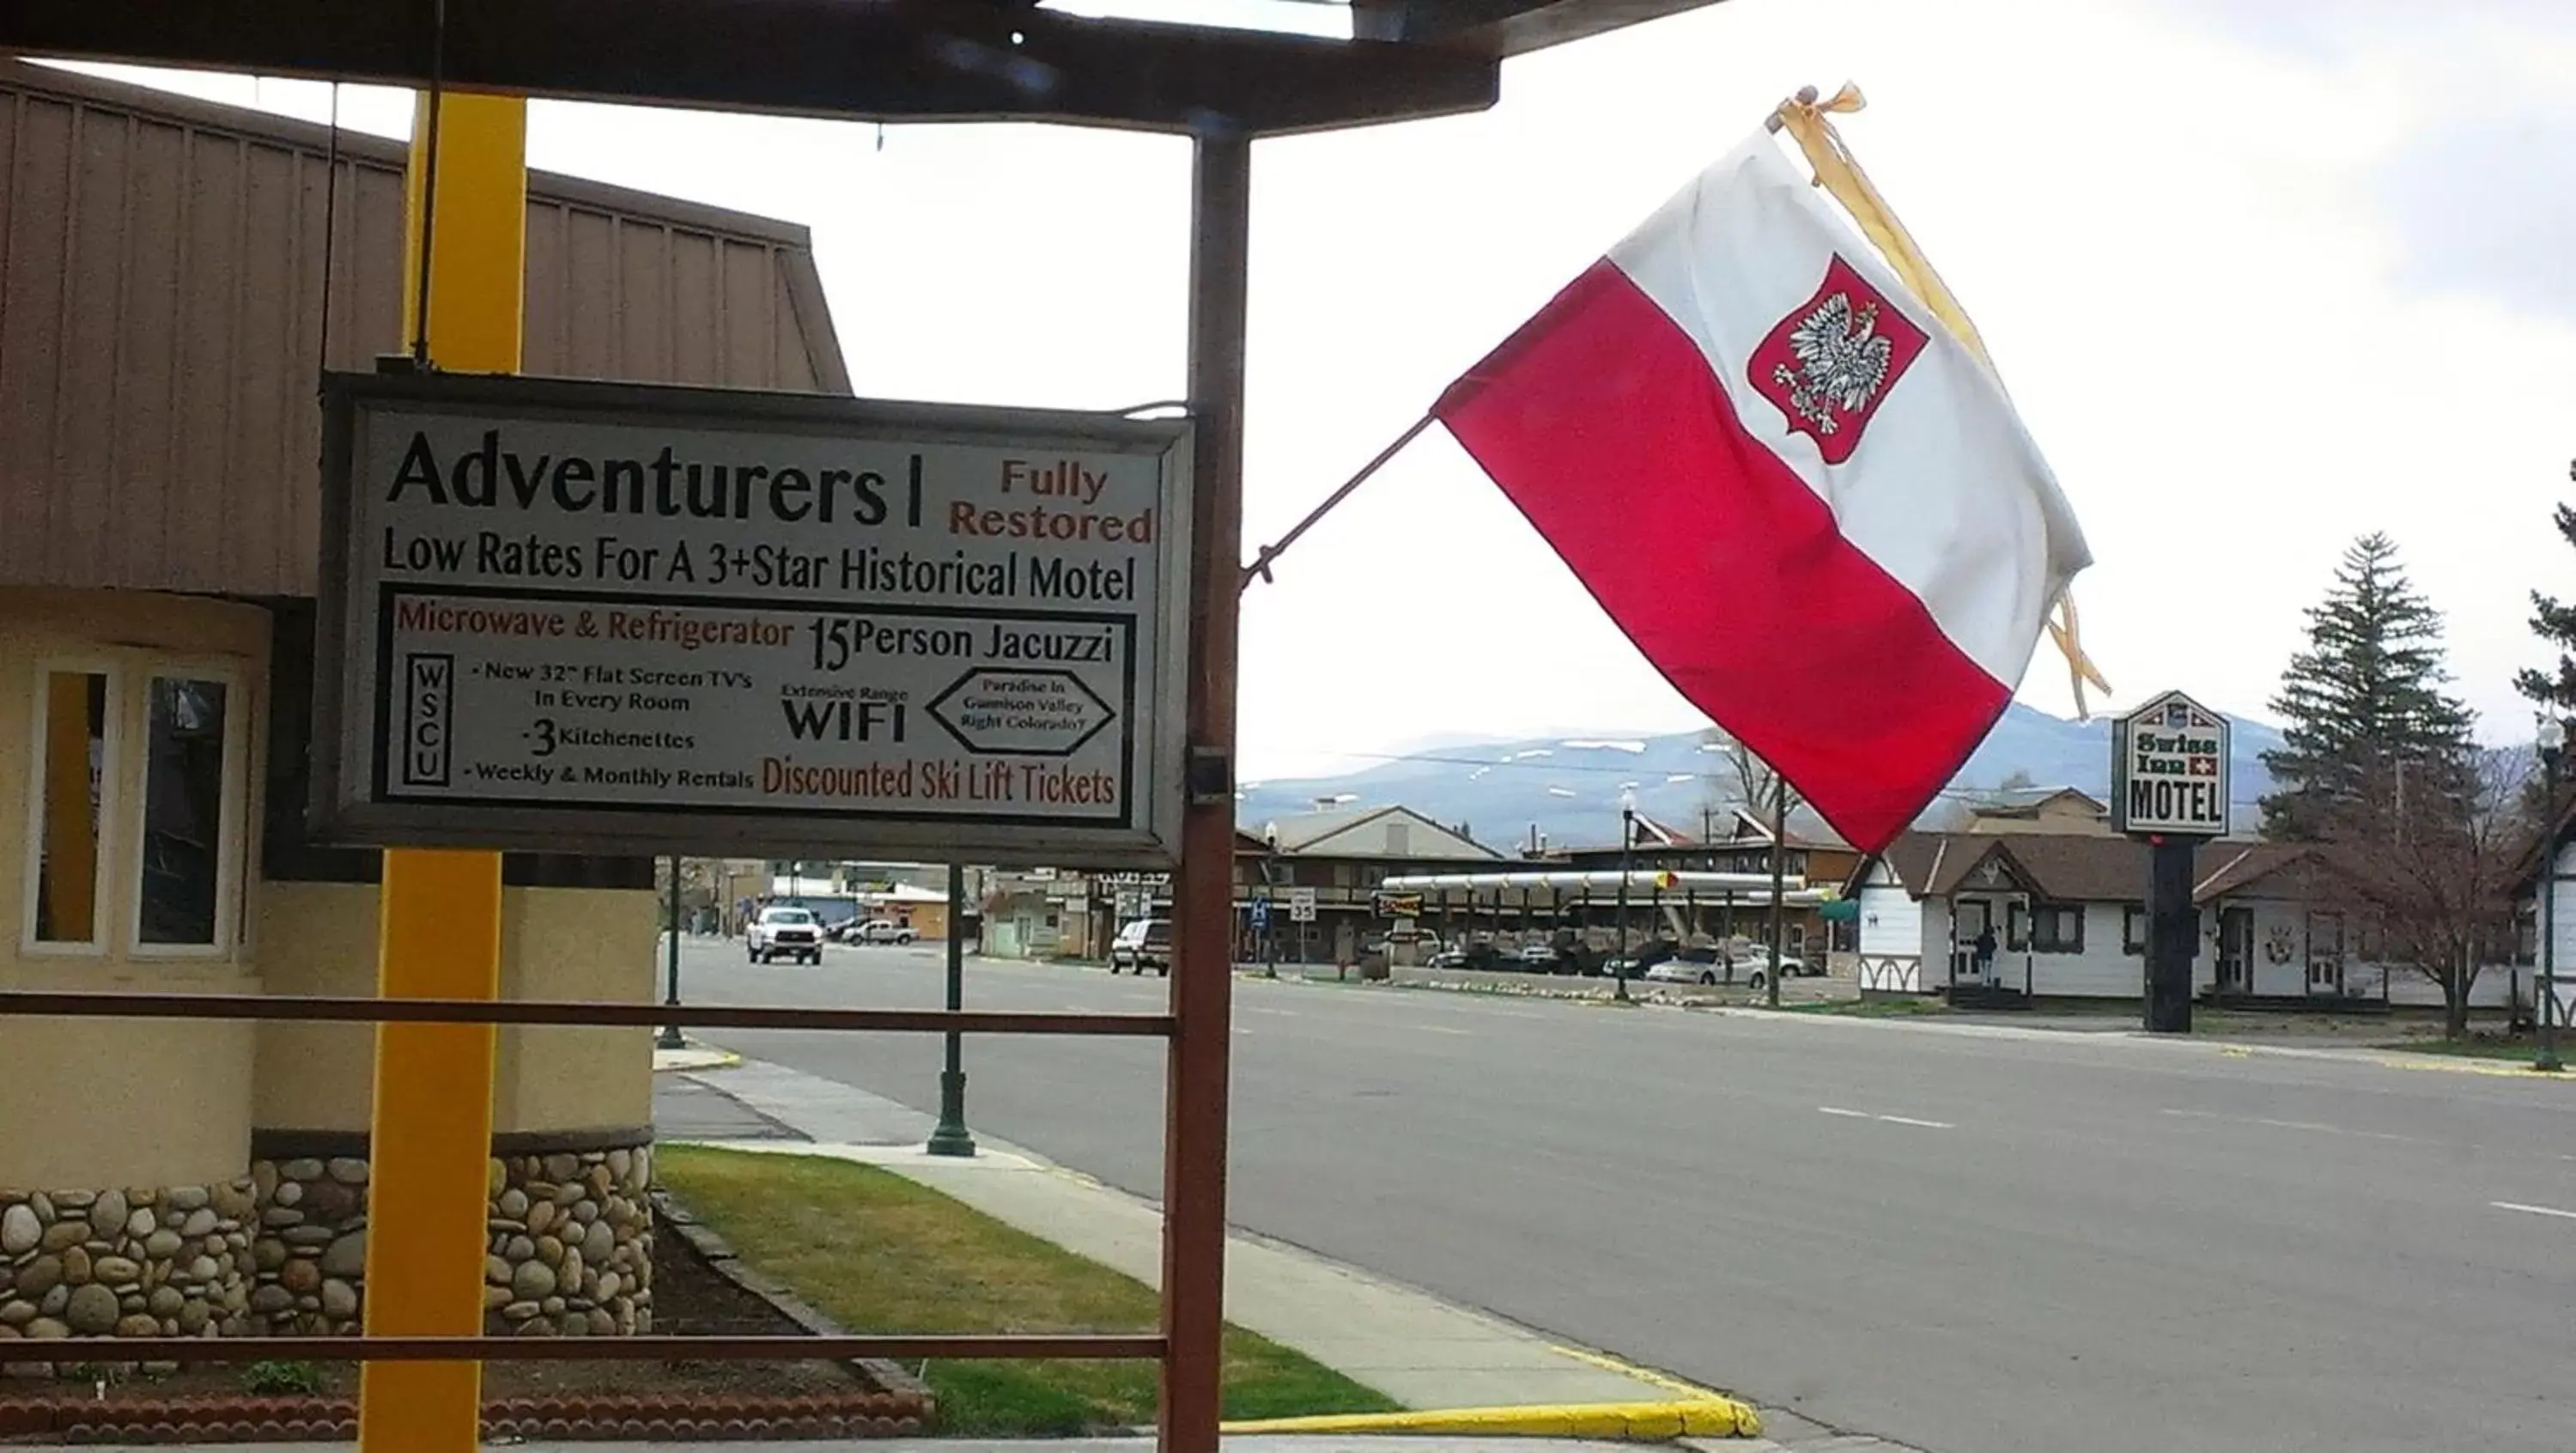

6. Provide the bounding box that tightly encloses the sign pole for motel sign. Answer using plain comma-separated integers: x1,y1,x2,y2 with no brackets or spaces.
2111,690,2233,1034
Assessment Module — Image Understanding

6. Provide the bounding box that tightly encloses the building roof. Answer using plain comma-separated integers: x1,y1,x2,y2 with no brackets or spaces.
1248,806,1502,861
1973,786,2108,814
2190,842,2317,903
1547,804,1855,860
1865,831,2144,903
1964,787,2111,835
1710,804,1856,853
0,59,850,598
2510,792,2576,896
1868,830,2291,905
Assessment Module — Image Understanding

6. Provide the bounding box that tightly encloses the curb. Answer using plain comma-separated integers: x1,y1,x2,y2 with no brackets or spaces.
1224,1399,1761,1441
654,1044,743,1073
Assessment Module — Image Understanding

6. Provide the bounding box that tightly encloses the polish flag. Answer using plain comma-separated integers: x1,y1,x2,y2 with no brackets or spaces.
1434,131,2091,852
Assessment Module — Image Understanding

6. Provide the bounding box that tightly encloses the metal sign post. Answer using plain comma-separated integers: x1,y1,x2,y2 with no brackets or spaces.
1161,126,1249,1453
2112,690,2233,1033
359,86,525,1453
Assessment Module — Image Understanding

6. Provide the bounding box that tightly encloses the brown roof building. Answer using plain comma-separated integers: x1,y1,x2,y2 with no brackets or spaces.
0,60,849,1344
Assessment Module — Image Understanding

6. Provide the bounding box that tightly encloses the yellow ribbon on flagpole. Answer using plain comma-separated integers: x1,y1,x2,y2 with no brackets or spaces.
1771,84,2114,719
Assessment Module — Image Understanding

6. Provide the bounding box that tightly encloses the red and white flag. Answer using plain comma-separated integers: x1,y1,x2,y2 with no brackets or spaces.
1434,130,2091,853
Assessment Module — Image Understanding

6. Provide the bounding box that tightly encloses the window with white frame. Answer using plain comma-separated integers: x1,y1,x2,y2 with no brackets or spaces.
134,672,242,949
21,659,249,957
25,666,114,950
2122,905,2148,957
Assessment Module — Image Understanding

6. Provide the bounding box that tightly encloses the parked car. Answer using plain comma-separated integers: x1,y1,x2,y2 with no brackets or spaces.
1731,945,1816,991
1643,943,1819,988
1600,939,1681,979
1430,942,1509,972
1515,942,1571,973
854,919,916,945
1644,956,1726,985
745,906,824,965
1110,917,1173,976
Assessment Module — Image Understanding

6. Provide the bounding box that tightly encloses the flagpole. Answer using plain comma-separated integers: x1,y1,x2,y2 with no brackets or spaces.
1773,82,2113,716
1240,413,1437,593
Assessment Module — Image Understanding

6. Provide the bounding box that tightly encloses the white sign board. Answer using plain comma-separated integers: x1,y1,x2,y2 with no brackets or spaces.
313,373,1192,862
2111,690,2232,837
1287,887,1317,923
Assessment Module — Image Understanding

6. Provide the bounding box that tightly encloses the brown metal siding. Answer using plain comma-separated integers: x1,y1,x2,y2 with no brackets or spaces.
0,61,850,597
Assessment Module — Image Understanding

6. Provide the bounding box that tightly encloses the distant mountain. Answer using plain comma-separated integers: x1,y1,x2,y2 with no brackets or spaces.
1239,702,2284,853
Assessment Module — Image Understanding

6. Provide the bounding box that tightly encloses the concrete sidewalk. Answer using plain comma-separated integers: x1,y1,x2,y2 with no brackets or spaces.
100,1432,1881,1451
665,1059,1715,1413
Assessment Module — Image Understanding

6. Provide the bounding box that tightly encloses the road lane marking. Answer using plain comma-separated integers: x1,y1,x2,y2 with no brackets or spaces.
1423,1025,1474,1037
2161,1107,2414,1143
1820,1106,1951,1129
2492,1201,2576,1221
2165,1108,2576,1164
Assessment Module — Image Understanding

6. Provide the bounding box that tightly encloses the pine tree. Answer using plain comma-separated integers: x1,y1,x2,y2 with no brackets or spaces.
2259,533,2476,840
2512,475,2576,720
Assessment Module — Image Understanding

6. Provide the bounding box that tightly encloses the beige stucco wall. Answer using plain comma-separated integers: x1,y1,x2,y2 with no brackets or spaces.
251,880,655,1134
249,881,665,1134
246,881,383,1133
2,586,656,1194
0,587,267,1189
495,887,658,1133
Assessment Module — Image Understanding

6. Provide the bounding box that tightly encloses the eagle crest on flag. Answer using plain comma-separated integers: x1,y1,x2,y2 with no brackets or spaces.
1779,294,1892,427
1749,255,1929,465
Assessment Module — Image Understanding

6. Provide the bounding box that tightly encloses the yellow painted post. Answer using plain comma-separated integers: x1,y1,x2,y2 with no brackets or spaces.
358,89,526,1453
40,676,97,934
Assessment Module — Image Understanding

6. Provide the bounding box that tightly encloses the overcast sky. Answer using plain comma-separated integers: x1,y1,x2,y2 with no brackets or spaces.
70,0,2576,780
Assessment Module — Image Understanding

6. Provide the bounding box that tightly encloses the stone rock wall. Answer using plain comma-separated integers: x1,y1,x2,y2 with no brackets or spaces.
243,1157,373,1334
243,1139,653,1340
478,1145,654,1338
0,1180,257,1368
0,1136,650,1355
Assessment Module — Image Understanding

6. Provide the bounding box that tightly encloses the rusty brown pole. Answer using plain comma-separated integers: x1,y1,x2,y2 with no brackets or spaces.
1161,123,1249,1453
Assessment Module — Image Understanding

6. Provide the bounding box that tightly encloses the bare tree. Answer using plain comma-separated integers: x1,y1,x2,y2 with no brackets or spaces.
1698,726,1803,824
2312,751,2533,1038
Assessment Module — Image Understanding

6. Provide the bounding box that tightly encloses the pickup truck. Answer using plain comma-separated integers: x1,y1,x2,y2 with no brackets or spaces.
746,906,825,965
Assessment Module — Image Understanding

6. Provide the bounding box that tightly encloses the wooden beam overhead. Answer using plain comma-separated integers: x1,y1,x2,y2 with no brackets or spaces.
1351,0,1722,57
0,0,1503,135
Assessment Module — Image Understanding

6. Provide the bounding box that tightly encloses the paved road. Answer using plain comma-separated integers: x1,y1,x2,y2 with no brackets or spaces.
665,936,2576,1453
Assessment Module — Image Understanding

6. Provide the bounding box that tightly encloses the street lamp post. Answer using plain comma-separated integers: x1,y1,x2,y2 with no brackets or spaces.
1614,787,1636,1004
2538,717,2566,1073
657,855,687,1050
927,861,978,1156
1767,776,1788,1010
1261,822,1281,978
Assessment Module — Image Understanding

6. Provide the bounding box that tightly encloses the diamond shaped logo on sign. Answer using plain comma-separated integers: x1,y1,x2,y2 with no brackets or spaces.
930,668,1118,758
